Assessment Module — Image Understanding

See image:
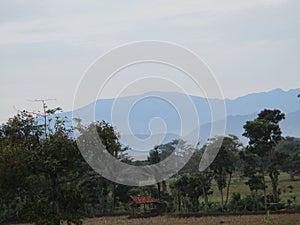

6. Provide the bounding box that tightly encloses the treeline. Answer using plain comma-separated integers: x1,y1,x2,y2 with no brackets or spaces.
0,108,300,224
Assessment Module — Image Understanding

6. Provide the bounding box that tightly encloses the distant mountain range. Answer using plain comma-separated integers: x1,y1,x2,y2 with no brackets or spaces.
68,88,300,159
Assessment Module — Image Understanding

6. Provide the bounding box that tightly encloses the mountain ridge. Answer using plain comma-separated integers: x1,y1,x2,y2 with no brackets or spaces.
67,88,300,159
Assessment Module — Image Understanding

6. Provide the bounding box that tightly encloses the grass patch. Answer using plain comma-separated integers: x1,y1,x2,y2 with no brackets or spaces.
204,173,300,204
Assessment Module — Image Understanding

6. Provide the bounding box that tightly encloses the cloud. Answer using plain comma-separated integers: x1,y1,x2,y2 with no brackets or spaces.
0,0,294,46
0,0,299,123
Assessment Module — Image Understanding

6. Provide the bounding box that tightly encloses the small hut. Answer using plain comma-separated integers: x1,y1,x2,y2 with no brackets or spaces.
126,195,162,217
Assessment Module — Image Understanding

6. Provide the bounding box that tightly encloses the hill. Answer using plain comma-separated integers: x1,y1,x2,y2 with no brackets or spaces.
67,88,300,159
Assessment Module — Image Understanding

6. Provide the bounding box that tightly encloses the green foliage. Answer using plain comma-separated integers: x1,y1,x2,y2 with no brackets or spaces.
152,140,179,161
0,109,87,224
0,147,31,222
209,135,241,211
169,171,214,213
276,137,300,178
263,210,270,225
75,120,130,213
242,109,285,209
1,106,300,224
240,151,265,192
227,192,244,212
227,192,264,212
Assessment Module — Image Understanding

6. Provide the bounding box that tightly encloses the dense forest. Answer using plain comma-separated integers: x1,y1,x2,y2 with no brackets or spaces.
0,106,300,225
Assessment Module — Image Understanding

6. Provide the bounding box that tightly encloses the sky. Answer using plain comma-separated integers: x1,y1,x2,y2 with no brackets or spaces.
1,0,300,123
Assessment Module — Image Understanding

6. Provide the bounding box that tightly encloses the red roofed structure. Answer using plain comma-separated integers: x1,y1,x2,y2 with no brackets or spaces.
126,195,160,206
126,195,164,217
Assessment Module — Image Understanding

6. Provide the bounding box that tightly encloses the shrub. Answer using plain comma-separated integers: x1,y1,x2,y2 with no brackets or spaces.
228,192,263,212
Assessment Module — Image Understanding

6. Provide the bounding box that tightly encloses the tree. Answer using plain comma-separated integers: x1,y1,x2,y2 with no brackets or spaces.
0,145,31,222
169,174,188,212
94,121,124,212
30,112,86,225
168,143,214,213
276,137,300,180
148,146,165,199
0,110,41,222
0,110,41,151
198,170,214,213
0,109,87,225
185,173,203,212
75,120,126,212
209,135,241,211
243,109,285,209
151,139,179,161
170,172,207,212
240,150,265,211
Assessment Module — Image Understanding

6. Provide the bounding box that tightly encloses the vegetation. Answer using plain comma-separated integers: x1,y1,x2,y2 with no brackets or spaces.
1,106,300,224
241,109,285,209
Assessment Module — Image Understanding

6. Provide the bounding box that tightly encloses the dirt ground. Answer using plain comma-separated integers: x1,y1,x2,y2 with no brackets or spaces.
82,213,300,225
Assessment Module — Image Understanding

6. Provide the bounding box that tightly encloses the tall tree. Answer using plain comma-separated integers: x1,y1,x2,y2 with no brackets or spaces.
185,173,204,212
209,135,241,211
240,150,265,211
243,109,285,209
0,110,41,222
28,108,86,225
169,174,188,212
276,137,300,180
75,120,125,212
148,146,163,199
0,109,87,225
198,170,214,213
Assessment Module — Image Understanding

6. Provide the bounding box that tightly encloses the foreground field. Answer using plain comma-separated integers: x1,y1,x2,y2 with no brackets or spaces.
82,213,300,225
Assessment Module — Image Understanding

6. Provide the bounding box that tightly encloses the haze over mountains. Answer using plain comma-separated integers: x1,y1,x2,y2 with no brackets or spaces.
70,88,300,159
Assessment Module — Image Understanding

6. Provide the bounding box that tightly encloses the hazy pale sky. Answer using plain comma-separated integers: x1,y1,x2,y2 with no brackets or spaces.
1,0,300,123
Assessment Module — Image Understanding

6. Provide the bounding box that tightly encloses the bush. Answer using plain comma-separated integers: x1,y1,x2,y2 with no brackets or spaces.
228,192,263,212
227,193,244,212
